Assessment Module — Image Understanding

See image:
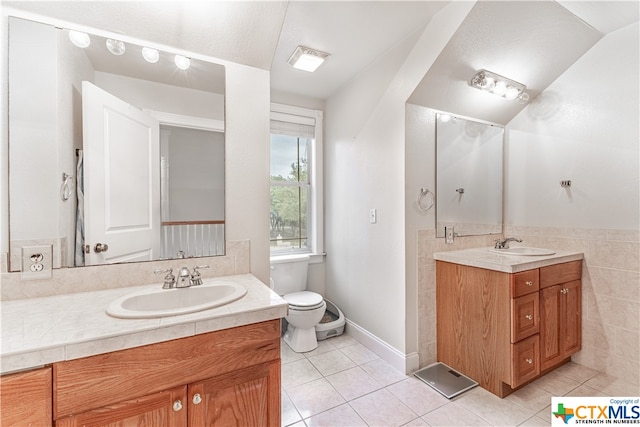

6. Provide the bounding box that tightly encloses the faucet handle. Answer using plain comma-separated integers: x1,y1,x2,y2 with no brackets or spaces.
191,265,210,286
155,268,176,289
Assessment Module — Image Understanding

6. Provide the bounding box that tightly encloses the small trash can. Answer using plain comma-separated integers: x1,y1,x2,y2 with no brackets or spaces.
315,299,345,341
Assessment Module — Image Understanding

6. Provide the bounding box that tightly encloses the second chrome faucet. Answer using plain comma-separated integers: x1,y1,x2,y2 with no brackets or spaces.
155,265,210,289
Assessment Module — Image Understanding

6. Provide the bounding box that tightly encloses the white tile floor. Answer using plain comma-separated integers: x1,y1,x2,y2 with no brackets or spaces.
281,335,640,427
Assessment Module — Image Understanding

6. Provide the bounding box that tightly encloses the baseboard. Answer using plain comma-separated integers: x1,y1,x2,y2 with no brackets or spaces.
344,318,419,375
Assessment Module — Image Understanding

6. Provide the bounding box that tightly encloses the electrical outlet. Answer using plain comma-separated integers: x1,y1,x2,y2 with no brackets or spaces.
21,245,53,280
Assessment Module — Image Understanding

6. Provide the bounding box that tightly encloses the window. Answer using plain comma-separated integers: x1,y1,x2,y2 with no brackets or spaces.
270,103,323,256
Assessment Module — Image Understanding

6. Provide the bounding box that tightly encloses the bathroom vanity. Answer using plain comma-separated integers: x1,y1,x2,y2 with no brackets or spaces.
434,247,583,398
0,274,288,426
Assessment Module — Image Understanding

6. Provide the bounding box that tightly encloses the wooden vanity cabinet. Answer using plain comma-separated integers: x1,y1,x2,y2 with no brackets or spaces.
0,366,52,426
436,260,582,398
53,320,281,426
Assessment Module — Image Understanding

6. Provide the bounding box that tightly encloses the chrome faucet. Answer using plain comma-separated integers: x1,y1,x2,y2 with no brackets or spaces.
494,237,523,249
176,267,192,288
190,265,210,286
154,268,176,289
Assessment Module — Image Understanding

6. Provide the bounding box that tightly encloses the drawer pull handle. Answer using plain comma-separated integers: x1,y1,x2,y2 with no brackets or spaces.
173,400,183,412
525,314,533,321
193,393,202,405
525,358,533,365
526,281,533,287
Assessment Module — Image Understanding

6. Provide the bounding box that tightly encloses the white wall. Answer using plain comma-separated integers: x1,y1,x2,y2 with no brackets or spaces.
324,2,475,368
505,22,639,383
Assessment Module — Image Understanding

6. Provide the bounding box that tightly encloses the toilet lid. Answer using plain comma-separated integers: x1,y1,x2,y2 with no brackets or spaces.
284,291,324,308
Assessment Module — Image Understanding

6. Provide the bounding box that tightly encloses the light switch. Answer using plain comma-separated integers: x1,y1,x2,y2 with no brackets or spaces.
369,208,377,224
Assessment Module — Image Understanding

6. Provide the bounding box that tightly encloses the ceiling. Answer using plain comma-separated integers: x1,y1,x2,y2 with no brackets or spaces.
3,0,639,120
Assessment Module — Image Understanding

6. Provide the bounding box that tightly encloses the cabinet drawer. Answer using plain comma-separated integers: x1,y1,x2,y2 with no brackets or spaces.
510,269,539,298
53,320,280,419
511,293,539,343
511,335,540,388
540,260,582,289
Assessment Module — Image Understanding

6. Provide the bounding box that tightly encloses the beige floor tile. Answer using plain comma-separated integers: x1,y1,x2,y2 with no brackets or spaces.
506,384,554,413
328,334,359,348
282,390,302,427
519,415,550,426
584,373,640,395
420,401,490,426
361,358,409,387
455,387,534,426
340,342,380,365
386,378,449,416
326,366,383,401
304,403,367,427
552,361,599,383
350,388,418,427
281,339,306,364
531,370,582,396
282,358,323,390
301,339,337,357
402,417,429,426
307,349,356,376
564,383,607,397
287,378,346,419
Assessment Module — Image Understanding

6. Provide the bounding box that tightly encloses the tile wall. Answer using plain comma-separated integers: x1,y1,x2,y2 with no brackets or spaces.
0,239,251,301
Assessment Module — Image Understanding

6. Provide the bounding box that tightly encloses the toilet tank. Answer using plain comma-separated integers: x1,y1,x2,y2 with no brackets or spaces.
270,255,310,295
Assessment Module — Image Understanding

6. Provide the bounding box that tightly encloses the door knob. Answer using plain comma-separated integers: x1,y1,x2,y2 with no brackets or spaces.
94,243,109,253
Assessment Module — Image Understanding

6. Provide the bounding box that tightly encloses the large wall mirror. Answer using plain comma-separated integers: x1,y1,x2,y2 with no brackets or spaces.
7,16,226,271
435,112,503,238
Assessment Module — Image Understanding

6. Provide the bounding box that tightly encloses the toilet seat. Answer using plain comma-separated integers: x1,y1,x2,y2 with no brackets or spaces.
284,291,325,311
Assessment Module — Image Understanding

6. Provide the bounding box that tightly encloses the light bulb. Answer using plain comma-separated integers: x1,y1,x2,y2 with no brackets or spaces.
439,114,451,123
142,47,159,63
493,81,507,96
481,77,495,91
68,30,90,48
505,86,519,101
106,39,126,55
174,54,190,70
518,92,530,103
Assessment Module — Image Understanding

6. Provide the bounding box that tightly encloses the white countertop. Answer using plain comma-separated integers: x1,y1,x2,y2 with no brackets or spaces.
434,247,583,273
0,274,288,374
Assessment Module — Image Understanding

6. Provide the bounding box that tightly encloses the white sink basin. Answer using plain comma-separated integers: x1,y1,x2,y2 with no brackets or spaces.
489,247,556,256
106,282,247,319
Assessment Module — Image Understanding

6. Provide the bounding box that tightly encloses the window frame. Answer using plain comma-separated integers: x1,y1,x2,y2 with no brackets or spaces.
270,103,324,257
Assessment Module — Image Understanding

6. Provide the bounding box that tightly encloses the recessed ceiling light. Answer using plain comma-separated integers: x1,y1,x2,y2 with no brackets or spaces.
68,30,90,48
287,46,330,72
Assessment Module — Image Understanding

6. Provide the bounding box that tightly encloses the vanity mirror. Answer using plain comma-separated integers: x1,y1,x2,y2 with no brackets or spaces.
435,112,503,238
7,16,226,271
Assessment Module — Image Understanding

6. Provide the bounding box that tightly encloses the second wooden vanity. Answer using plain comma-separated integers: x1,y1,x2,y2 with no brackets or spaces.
435,248,583,397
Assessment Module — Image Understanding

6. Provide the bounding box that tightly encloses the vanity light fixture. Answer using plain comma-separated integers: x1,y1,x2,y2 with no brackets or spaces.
287,45,330,72
106,38,126,56
68,30,90,48
141,47,159,64
174,54,191,70
469,69,530,103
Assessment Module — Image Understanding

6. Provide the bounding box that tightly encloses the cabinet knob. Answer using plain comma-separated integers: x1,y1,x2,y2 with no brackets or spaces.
560,288,569,294
173,400,183,412
526,281,533,287
193,393,202,405
525,314,533,321
525,358,533,365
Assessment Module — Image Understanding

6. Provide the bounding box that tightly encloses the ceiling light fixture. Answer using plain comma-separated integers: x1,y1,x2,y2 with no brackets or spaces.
106,38,126,56
470,69,529,103
68,30,90,48
287,45,330,72
142,47,159,64
174,54,191,70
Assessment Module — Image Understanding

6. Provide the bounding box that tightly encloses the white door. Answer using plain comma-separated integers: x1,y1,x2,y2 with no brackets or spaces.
82,81,161,265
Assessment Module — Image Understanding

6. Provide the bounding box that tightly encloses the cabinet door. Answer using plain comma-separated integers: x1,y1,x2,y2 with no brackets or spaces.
55,386,187,427
1,367,52,427
189,360,280,427
540,281,582,371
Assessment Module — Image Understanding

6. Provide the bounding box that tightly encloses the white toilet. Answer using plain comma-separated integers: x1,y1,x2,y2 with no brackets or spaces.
270,255,326,353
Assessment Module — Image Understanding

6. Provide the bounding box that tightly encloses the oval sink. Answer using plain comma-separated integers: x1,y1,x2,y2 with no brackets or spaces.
489,247,556,256
106,282,247,319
